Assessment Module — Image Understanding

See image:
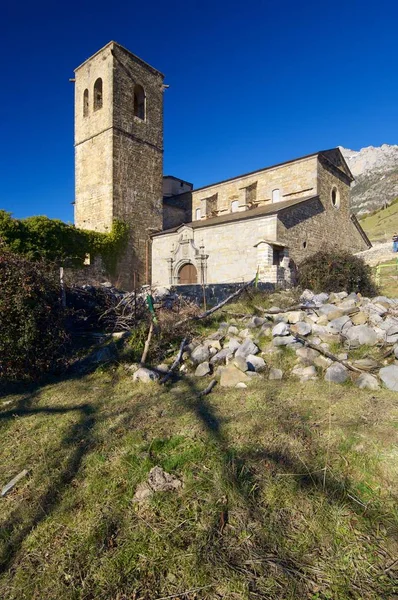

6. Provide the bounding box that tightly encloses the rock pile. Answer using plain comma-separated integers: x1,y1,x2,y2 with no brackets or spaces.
131,289,398,392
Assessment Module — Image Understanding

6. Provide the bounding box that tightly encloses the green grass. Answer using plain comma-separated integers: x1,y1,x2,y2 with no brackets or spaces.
360,198,398,243
1,359,397,599
372,260,398,298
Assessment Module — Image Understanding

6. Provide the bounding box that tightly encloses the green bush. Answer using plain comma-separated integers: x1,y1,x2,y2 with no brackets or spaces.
298,250,377,296
0,249,69,381
0,211,128,274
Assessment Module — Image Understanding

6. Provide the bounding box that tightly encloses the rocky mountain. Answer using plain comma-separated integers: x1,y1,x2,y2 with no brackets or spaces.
339,144,398,216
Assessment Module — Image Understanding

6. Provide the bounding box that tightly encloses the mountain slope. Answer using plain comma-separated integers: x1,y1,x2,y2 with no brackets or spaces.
340,144,398,215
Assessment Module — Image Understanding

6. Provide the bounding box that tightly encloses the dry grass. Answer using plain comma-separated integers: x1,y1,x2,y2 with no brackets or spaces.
0,307,397,599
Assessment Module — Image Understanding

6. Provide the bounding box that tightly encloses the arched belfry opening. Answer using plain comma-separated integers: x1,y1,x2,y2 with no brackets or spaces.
178,263,197,284
93,78,103,111
133,84,145,120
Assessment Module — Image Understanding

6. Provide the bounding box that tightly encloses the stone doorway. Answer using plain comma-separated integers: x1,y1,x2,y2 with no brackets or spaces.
178,263,197,284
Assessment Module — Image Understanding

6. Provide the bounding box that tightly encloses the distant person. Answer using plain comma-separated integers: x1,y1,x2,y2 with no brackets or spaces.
393,233,398,252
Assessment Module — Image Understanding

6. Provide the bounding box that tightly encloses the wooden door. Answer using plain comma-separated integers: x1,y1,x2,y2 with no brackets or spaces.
178,263,197,284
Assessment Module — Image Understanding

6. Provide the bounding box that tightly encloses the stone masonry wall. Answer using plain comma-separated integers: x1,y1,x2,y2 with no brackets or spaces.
152,215,278,287
74,45,115,232
189,155,319,222
276,156,369,266
112,44,164,290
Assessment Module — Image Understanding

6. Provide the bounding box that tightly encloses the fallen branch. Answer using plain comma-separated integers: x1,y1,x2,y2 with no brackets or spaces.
175,279,255,327
140,322,154,365
293,333,364,373
198,379,217,397
160,337,187,384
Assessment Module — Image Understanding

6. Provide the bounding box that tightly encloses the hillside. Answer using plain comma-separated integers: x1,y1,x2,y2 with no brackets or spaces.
1,290,398,600
359,198,398,243
340,144,398,216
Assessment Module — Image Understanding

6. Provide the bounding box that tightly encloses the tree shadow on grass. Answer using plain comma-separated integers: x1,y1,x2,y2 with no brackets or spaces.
169,376,397,598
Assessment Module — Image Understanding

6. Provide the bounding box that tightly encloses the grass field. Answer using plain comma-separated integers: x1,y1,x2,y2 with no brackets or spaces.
360,199,398,243
1,309,398,599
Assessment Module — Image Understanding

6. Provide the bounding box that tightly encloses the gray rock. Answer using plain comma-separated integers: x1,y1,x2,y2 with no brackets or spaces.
246,354,266,372
326,315,351,334
345,325,378,347
239,328,253,339
291,321,312,336
195,361,211,377
235,382,248,389
273,335,295,346
225,337,241,352
352,358,379,371
318,303,340,317
324,363,349,384
313,355,333,369
286,311,306,324
356,373,380,390
233,355,249,372
272,322,290,336
292,365,317,382
210,348,233,365
379,365,398,391
337,353,348,361
296,347,319,364
191,344,210,364
313,292,329,304
133,367,160,383
394,346,398,360
269,367,283,380
228,325,239,336
235,338,259,358
250,316,266,327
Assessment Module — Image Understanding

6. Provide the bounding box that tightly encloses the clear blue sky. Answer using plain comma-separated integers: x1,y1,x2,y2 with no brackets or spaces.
1,0,397,222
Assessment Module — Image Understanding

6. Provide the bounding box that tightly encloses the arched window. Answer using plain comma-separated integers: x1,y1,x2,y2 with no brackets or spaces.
133,84,145,120
195,208,201,220
272,189,280,203
83,89,89,117
93,78,103,111
231,200,239,212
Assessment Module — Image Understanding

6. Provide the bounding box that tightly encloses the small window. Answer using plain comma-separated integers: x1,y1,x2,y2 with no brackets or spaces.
83,89,89,117
303,241,307,249
272,189,280,203
331,186,340,208
195,208,201,220
93,78,103,111
231,200,239,212
133,84,145,120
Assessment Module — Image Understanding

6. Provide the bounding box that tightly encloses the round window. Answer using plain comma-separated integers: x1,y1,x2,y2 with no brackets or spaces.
331,186,340,208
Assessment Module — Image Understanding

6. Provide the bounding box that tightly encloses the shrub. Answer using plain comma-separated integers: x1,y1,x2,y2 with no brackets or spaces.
298,250,377,296
0,249,69,381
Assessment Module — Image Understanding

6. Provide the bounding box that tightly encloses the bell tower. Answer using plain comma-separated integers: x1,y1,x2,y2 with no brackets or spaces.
74,41,164,289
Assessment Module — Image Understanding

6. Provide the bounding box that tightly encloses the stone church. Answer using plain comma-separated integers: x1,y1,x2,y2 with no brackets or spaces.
73,42,371,291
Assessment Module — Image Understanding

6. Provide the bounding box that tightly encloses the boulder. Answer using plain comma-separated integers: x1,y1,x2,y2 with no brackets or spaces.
235,382,248,389
326,309,345,322
235,338,259,358
379,365,398,391
296,347,319,364
351,312,368,325
210,348,233,365
195,362,211,377
220,364,250,387
313,292,329,305
250,316,266,328
286,311,306,324
291,321,312,336
272,322,290,336
326,315,351,334
352,358,379,371
239,328,253,339
324,363,348,384
356,373,380,390
318,304,338,317
313,355,333,369
191,345,210,364
394,346,398,360
246,354,266,372
133,367,160,383
225,338,241,352
345,325,378,347
228,325,239,336
233,355,249,372
292,365,317,382
269,367,283,380
273,335,295,346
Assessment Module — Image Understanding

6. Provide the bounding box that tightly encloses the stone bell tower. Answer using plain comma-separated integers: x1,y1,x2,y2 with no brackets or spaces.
74,41,164,289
